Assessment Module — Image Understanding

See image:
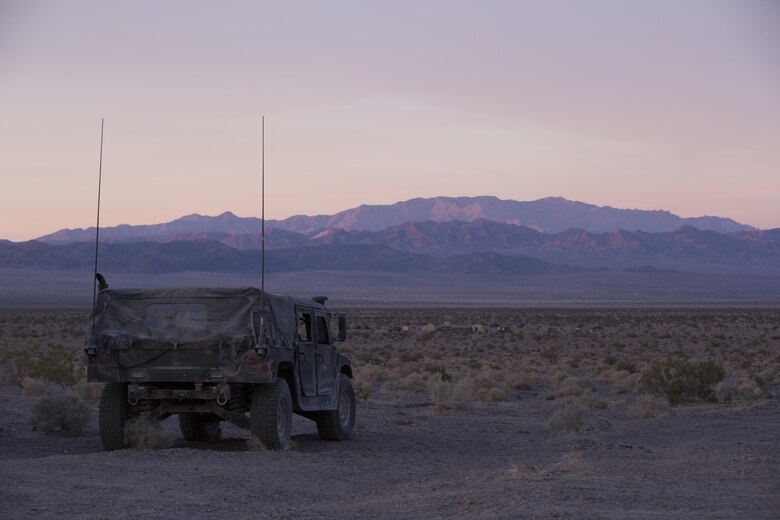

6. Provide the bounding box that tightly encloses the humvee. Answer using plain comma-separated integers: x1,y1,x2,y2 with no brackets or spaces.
84,276,355,450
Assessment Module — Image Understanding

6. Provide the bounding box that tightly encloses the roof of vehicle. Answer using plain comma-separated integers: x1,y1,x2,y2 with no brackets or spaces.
94,287,327,309
89,286,326,347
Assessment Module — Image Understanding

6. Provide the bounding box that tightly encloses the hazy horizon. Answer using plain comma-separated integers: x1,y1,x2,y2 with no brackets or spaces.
1,1,778,241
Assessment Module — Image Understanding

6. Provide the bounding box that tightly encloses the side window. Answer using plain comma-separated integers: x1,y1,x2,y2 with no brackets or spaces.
297,312,312,342
315,315,330,345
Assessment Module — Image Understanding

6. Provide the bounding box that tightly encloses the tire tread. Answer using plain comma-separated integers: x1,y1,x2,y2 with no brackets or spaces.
99,382,128,451
250,380,292,450
316,374,356,441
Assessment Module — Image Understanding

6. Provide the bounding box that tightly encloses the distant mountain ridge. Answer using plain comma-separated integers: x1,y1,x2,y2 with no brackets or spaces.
36,196,754,244
15,195,776,276
265,196,754,235
5,220,779,275
39,211,264,243
0,240,580,275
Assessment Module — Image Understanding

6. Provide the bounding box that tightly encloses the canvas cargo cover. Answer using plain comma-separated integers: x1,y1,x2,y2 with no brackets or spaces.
89,287,297,349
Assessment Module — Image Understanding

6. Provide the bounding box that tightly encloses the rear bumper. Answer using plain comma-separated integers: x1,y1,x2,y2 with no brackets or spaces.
127,382,228,404
86,347,277,384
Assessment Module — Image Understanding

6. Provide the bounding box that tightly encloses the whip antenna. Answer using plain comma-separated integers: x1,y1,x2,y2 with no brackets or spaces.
91,118,105,323
260,115,266,340
261,115,265,301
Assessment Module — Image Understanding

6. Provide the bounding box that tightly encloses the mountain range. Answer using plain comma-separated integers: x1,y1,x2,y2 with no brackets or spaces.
3,196,777,276
37,196,753,244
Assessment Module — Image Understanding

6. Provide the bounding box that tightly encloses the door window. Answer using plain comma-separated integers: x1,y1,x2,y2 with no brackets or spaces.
315,315,330,345
297,313,312,342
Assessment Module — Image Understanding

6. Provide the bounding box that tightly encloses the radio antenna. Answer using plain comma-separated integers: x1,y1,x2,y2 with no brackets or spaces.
260,115,266,340
261,115,265,299
91,118,105,324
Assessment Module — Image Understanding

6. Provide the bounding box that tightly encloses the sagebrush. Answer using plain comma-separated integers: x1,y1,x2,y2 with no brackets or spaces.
638,359,725,404
6,345,81,387
29,393,90,435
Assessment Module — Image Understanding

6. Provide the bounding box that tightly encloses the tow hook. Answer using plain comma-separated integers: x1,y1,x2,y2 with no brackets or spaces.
127,384,140,405
216,384,231,406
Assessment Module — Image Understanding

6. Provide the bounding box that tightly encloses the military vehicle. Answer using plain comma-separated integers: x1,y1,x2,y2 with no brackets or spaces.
84,276,355,450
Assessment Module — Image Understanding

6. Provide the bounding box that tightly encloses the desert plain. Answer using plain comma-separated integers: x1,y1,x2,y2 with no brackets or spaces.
0,305,778,519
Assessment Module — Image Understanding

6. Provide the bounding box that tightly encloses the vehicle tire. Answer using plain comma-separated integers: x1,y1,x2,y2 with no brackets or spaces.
250,379,292,450
316,374,356,441
99,382,129,451
178,413,222,442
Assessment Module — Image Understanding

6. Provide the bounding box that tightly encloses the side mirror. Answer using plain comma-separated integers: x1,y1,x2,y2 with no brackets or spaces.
335,314,347,342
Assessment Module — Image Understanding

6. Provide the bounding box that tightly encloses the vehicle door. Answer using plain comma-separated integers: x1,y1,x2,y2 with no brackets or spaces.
314,313,336,396
295,310,317,396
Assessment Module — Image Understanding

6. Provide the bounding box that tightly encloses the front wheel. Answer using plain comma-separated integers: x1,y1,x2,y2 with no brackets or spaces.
316,374,356,441
250,379,293,450
99,382,129,451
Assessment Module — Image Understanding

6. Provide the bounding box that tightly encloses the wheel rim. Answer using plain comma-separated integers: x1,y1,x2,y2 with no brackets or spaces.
338,389,351,426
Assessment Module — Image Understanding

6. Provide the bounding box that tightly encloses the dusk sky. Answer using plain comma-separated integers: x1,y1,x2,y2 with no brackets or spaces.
1,1,778,241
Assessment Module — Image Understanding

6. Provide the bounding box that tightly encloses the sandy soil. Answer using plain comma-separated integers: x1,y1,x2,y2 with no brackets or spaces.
0,308,778,519
1,384,778,519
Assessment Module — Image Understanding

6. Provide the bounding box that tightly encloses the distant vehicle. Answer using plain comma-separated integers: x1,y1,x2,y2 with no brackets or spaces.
85,279,355,450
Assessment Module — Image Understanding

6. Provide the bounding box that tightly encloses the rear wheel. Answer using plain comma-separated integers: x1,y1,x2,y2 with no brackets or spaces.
316,374,356,441
99,382,129,451
178,413,222,442
250,380,292,450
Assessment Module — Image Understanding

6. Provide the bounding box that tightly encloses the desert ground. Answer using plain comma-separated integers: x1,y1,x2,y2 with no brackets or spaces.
0,307,778,519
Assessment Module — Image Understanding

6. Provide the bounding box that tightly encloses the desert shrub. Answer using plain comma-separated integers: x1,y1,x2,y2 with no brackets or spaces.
540,348,558,364
355,364,387,384
21,377,60,399
616,360,637,374
398,351,423,363
424,364,452,382
352,379,372,401
577,389,607,410
0,347,16,364
547,401,585,433
428,379,452,410
472,376,509,402
124,417,172,449
354,350,378,363
428,378,473,411
475,387,507,401
382,370,430,392
545,376,593,400
637,359,725,404
29,393,90,435
748,371,773,399
502,370,539,391
716,371,773,402
605,369,640,394
6,345,81,387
